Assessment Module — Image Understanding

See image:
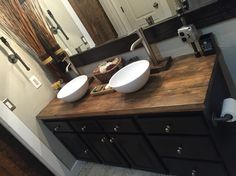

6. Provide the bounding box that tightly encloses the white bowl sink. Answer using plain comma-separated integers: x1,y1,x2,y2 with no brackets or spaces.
109,60,150,93
57,75,89,102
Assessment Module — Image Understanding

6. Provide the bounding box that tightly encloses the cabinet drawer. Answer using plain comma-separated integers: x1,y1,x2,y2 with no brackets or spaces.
44,121,73,132
99,118,139,133
164,158,227,176
138,115,208,135
70,120,102,133
149,136,220,161
55,133,98,162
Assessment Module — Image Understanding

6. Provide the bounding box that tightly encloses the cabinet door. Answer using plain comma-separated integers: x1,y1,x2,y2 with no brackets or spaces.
164,158,227,176
110,134,166,173
81,134,128,167
149,136,219,161
55,133,99,162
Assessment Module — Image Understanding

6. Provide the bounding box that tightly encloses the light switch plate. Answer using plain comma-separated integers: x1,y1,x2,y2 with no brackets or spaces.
3,98,16,111
30,75,42,89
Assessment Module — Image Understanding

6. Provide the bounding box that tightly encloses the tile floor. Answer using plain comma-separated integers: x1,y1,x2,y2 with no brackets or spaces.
78,162,171,176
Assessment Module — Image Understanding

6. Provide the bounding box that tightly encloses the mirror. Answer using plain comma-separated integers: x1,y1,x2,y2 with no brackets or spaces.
51,0,218,53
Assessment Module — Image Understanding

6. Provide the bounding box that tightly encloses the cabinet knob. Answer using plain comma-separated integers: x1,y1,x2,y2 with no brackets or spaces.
165,125,171,133
54,125,60,132
81,125,86,132
101,137,106,143
191,169,198,176
113,125,119,132
177,146,183,155
109,137,115,143
84,149,89,154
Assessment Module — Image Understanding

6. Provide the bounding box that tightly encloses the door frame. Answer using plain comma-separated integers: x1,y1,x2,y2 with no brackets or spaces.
120,0,173,30
100,0,174,35
59,0,96,48
99,0,134,35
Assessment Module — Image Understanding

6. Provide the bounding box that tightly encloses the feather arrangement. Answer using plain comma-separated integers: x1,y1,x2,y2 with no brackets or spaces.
0,0,68,83
21,0,59,52
21,0,80,75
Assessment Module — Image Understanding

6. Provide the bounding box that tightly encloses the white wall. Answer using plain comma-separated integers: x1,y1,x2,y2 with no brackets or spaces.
0,33,77,169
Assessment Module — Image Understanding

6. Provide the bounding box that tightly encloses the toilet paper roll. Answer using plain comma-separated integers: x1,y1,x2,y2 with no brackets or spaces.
221,98,236,122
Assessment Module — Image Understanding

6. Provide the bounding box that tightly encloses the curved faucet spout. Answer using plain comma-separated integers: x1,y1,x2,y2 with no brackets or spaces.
129,28,162,66
130,38,142,51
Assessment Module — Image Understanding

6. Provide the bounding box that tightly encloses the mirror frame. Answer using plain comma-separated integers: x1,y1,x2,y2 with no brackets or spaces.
71,0,236,67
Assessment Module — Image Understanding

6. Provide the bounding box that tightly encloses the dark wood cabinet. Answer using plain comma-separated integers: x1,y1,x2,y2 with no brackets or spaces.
109,134,166,173
70,120,103,133
149,136,220,161
164,158,227,176
45,121,73,132
137,115,208,135
81,134,129,167
99,118,139,134
39,55,234,176
55,133,98,162
43,114,228,175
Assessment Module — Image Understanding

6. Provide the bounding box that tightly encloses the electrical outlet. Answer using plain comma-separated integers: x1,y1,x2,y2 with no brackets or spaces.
3,98,16,111
30,75,42,89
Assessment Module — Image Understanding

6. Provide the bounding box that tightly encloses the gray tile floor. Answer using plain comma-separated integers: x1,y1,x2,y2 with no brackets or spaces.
78,162,171,176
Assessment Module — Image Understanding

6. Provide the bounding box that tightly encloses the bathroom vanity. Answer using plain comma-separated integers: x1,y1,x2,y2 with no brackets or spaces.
38,54,236,176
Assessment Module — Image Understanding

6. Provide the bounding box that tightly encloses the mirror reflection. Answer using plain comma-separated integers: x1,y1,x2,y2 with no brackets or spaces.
44,0,218,54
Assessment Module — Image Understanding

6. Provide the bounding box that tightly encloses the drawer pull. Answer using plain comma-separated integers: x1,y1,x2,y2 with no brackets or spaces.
191,169,198,176
81,125,86,132
54,125,61,132
113,125,119,132
165,125,171,133
84,149,89,154
101,137,106,143
109,137,115,143
177,146,183,155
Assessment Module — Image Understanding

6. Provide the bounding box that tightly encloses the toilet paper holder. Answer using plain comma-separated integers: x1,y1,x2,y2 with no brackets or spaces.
212,98,236,123
213,113,233,122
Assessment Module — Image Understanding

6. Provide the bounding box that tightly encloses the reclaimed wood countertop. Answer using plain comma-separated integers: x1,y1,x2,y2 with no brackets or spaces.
38,54,216,120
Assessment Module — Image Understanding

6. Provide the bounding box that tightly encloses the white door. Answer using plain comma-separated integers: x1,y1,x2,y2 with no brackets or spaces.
100,0,174,35
118,0,173,31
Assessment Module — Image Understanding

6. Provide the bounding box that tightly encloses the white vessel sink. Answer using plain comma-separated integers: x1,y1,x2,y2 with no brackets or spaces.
109,60,150,93
57,75,89,102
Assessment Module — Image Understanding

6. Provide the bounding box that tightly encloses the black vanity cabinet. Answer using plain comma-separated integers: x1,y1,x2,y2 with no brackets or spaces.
80,134,129,167
55,133,98,162
44,121,99,162
164,159,227,176
109,134,166,173
39,55,235,175
98,118,166,172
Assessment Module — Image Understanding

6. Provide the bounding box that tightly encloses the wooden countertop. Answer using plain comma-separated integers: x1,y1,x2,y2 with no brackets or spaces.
38,54,216,120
